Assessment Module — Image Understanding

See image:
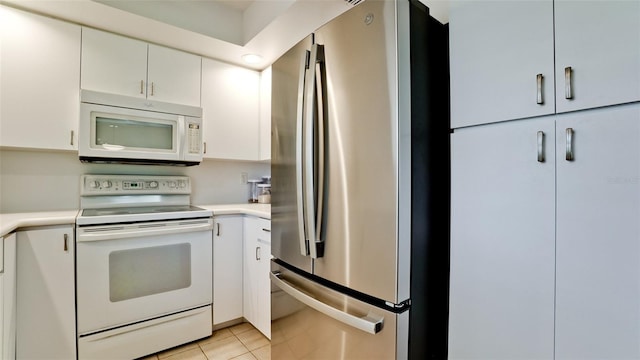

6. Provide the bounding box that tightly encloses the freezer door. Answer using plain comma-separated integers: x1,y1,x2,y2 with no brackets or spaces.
271,263,406,359
271,35,314,273
311,0,406,303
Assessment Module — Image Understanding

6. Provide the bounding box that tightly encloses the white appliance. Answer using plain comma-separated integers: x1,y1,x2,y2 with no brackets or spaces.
79,90,203,166
75,175,213,359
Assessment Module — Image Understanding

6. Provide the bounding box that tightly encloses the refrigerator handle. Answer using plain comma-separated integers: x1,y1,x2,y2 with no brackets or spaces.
303,43,326,259
270,272,384,335
296,50,311,256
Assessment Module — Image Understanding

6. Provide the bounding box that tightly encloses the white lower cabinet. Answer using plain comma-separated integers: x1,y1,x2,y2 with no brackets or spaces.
2,233,16,360
213,216,244,326
449,117,556,359
16,225,75,360
555,103,640,359
243,216,271,339
450,102,640,359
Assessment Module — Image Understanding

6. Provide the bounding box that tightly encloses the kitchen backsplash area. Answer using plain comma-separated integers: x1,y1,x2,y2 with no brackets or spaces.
0,148,270,213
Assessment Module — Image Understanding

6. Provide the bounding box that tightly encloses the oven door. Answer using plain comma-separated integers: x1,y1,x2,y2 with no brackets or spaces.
76,218,213,335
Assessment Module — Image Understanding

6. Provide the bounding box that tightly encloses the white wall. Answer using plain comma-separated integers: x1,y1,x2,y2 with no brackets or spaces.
0,149,270,213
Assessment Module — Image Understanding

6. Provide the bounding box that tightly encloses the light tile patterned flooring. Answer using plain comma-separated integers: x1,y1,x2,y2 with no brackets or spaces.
139,323,270,360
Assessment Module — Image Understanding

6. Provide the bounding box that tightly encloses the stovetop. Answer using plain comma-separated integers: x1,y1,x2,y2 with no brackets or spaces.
77,175,212,226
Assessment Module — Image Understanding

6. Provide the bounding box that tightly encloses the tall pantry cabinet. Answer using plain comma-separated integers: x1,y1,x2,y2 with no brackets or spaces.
448,1,640,359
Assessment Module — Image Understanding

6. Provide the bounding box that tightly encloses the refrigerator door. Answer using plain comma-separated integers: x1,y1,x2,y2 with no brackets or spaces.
271,34,314,273
271,263,406,359
310,0,407,303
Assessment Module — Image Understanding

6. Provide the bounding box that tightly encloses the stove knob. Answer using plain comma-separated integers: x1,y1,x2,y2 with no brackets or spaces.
168,181,176,188
149,181,159,188
101,181,112,188
177,180,186,188
89,181,100,189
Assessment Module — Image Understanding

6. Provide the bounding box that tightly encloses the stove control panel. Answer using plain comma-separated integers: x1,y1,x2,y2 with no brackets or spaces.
80,175,191,195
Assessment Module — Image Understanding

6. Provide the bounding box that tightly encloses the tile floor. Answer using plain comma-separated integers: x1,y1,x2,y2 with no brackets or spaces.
139,322,270,360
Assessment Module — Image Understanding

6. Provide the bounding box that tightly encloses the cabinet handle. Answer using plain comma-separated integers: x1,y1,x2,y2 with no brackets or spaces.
140,80,144,95
204,142,207,154
564,66,573,99
566,128,574,161
262,228,271,232
256,246,261,261
216,223,220,236
537,131,545,162
151,82,155,96
63,234,69,252
70,130,74,146
536,74,544,104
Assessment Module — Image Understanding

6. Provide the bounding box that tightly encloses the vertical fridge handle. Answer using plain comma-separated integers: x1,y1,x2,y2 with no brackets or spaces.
303,43,326,259
296,50,311,256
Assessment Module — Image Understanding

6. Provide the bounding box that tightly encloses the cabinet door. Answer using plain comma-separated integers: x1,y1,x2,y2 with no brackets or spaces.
255,219,271,339
449,118,556,359
213,216,244,326
243,217,260,327
2,233,16,360
147,44,201,107
16,225,75,360
243,216,271,338
201,58,260,160
81,27,148,98
555,104,640,359
0,6,81,150
449,0,555,128
555,0,640,113
259,66,272,161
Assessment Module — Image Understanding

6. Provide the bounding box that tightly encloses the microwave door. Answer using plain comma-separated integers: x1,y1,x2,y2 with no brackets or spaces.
80,103,182,162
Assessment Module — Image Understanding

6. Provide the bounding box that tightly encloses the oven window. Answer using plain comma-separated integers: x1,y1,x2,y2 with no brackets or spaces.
109,243,191,302
96,116,174,150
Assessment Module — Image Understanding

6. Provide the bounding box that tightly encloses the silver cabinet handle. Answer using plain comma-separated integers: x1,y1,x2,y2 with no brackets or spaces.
566,128,574,161
70,130,75,146
271,271,384,334
216,222,220,236
536,74,544,104
537,131,545,162
204,141,207,154
151,82,155,96
565,67,573,99
256,246,261,261
140,80,144,94
63,233,69,252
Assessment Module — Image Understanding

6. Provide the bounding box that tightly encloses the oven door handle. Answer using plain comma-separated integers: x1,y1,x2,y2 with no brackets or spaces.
77,221,213,242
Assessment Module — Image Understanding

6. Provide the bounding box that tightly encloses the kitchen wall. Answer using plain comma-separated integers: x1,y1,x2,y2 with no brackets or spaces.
0,148,270,213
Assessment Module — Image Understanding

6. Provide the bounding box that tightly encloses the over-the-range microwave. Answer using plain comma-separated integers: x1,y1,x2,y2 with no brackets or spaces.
79,90,203,166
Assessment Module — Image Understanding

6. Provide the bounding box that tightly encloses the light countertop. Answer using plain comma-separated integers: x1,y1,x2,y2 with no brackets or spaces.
0,210,80,238
0,204,270,238
197,203,271,219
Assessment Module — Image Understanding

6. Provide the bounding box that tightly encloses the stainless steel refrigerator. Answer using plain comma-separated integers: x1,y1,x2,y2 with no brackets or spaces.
270,0,450,358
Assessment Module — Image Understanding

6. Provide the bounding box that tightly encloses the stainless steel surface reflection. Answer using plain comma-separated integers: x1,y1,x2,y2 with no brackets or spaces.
271,264,397,359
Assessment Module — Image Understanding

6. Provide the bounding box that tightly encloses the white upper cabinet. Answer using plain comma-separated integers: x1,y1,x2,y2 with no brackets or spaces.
201,58,260,160
81,27,201,107
0,6,81,151
450,0,640,128
259,66,272,161
554,0,640,113
450,0,555,128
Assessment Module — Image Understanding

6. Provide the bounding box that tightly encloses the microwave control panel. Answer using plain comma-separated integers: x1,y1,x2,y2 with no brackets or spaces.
80,175,191,195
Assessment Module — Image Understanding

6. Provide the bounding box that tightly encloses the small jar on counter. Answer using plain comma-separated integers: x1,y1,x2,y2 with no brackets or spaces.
257,184,271,204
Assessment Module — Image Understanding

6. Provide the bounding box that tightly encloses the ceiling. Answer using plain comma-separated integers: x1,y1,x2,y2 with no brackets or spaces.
2,0,449,70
